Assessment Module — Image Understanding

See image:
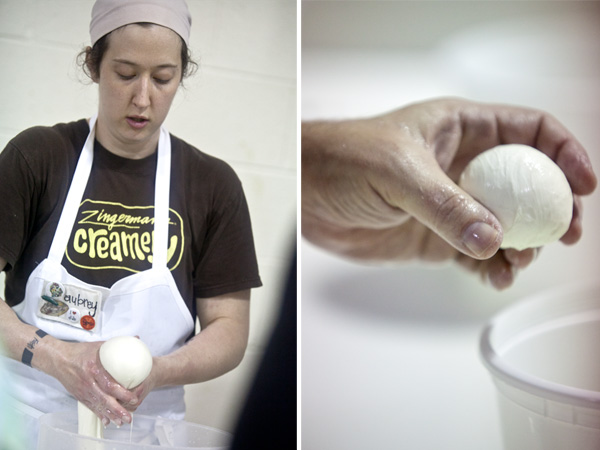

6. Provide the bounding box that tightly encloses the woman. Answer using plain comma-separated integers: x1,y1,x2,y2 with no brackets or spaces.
0,0,261,436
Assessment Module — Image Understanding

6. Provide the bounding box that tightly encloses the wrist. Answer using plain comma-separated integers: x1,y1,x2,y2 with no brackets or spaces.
148,355,170,389
32,334,67,377
153,353,189,388
150,351,197,388
21,329,48,367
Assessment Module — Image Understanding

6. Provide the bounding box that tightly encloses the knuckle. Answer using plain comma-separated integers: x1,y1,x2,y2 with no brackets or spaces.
432,190,471,231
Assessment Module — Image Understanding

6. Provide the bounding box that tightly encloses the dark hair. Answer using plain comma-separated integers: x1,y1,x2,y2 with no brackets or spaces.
78,23,198,82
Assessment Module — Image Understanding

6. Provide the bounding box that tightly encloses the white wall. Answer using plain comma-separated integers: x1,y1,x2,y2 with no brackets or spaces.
0,0,296,432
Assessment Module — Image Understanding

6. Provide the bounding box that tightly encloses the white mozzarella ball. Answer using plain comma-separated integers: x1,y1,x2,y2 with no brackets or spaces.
99,336,153,389
459,144,573,251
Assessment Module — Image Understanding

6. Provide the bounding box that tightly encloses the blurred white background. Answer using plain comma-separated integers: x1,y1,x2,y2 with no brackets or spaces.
301,1,600,449
0,0,296,433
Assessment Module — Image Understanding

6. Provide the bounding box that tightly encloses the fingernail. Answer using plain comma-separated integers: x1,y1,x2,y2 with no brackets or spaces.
463,222,500,258
102,418,109,428
128,398,138,407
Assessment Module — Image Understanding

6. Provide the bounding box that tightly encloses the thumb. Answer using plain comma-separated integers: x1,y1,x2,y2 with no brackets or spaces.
402,169,503,260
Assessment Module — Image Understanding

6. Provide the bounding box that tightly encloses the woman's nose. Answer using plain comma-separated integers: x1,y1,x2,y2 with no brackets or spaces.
132,77,151,109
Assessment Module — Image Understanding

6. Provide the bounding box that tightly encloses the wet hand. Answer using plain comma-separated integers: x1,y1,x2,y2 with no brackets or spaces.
302,98,597,289
125,359,159,412
50,340,137,426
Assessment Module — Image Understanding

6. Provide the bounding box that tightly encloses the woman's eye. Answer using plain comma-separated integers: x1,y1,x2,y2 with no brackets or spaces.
117,73,135,80
154,77,172,85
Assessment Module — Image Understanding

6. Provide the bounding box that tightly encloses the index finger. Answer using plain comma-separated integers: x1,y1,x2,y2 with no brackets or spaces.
494,106,597,195
95,354,138,406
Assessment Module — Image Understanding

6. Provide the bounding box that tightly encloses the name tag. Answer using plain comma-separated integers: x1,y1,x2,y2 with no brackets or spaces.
36,281,103,333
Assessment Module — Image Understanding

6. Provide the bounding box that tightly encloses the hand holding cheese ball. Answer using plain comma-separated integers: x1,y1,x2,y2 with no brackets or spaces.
302,98,597,289
47,339,138,429
78,336,153,438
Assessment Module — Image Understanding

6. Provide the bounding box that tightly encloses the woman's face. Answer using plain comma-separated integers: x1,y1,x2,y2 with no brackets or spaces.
94,24,182,159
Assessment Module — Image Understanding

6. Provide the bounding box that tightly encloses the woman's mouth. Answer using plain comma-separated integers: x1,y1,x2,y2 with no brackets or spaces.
126,116,149,130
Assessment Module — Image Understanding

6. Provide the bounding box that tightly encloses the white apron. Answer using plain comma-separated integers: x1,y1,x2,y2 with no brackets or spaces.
4,116,195,427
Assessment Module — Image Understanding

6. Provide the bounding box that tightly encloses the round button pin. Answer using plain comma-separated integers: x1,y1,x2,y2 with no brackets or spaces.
67,308,81,323
46,282,65,299
80,315,95,331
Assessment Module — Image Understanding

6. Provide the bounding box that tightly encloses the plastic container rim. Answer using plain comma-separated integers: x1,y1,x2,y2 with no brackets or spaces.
479,280,600,411
38,411,232,447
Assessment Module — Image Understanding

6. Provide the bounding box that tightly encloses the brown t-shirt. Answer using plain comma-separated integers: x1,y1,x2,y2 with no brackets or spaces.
0,119,261,320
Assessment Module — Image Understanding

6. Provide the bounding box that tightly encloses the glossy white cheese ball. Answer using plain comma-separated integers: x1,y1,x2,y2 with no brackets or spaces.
99,336,153,389
459,144,573,251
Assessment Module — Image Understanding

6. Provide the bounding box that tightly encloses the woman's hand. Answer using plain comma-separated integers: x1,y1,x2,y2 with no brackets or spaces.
47,340,137,427
124,290,252,412
302,98,597,289
126,358,159,412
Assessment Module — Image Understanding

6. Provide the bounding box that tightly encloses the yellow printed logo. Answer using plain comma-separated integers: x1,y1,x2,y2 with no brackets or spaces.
65,199,184,273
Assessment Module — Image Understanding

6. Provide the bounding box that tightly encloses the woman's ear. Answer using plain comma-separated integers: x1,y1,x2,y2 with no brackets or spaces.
84,46,100,83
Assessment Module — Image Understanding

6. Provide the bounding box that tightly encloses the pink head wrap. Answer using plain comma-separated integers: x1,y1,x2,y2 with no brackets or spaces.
90,0,192,47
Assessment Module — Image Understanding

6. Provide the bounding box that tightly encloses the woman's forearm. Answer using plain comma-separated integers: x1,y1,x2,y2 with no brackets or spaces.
0,292,66,378
152,316,248,388
152,291,250,388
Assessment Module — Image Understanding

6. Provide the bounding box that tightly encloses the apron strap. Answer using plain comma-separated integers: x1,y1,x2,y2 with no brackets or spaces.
152,127,171,268
48,115,97,263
